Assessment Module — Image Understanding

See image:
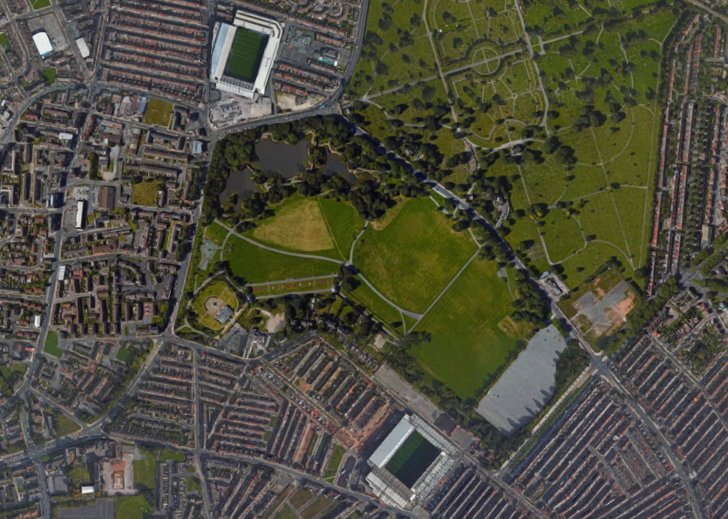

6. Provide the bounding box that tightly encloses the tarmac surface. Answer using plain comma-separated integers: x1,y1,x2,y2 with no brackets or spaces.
476,325,567,433
56,499,114,519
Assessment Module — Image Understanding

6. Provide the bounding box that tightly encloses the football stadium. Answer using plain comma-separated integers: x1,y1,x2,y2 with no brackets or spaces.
210,10,283,99
366,415,456,508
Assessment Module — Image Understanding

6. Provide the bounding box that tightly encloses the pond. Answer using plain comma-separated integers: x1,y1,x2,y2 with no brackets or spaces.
219,168,258,203
255,139,356,184
255,139,310,178
324,152,356,184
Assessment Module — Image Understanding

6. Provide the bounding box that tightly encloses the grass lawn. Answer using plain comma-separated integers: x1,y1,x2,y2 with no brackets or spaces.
300,496,333,519
204,221,229,246
224,234,339,283
412,260,532,399
131,180,161,206
44,331,62,358
116,347,132,364
288,489,314,509
274,505,298,519
42,67,56,84
187,477,201,493
346,278,404,333
50,410,80,436
158,448,186,463
115,495,152,519
30,0,51,9
68,460,91,487
133,448,158,492
353,198,476,313
322,445,346,480
317,196,364,259
0,33,10,49
191,280,238,332
143,98,173,127
251,197,335,254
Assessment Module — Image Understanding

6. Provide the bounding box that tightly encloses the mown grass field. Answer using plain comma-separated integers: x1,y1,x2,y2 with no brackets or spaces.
317,196,364,259
30,0,51,9
115,495,152,519
44,331,61,358
143,98,173,127
224,235,338,283
133,448,158,492
251,197,335,253
204,221,228,246
42,67,56,84
131,180,161,207
0,33,10,50
412,260,532,399
346,278,404,334
353,198,476,313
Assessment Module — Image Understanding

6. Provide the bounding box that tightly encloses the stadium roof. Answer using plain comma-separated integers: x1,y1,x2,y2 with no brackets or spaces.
32,32,53,56
369,416,414,468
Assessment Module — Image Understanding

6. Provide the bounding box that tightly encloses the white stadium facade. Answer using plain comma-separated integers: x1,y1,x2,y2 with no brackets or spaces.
210,10,283,99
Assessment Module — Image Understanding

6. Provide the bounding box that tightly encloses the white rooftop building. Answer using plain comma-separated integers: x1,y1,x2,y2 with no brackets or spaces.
32,32,53,57
75,37,90,58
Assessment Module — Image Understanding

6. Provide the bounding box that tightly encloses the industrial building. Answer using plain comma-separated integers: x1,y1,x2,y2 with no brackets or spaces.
32,32,53,57
210,10,283,99
75,200,86,230
365,415,457,508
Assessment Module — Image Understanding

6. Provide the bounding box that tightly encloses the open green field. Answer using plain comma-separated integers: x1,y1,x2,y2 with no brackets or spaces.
0,33,10,50
192,280,238,331
143,98,173,127
115,495,152,519
44,331,61,358
133,448,158,492
353,198,476,313
224,28,268,82
245,196,363,260
346,278,405,334
317,196,364,259
131,180,161,206
204,221,229,246
323,445,346,480
50,409,80,436
42,67,56,84
224,234,339,283
30,0,51,9
412,260,532,399
384,431,440,487
251,197,335,253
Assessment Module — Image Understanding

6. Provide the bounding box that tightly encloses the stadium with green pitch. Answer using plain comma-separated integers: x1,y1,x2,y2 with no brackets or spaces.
210,10,283,99
366,415,456,508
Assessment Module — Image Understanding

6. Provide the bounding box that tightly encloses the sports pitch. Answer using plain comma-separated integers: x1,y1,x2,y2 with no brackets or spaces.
385,431,440,487
224,28,268,83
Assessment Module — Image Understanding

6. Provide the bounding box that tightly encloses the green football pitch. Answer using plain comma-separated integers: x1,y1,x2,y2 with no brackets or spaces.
224,28,268,83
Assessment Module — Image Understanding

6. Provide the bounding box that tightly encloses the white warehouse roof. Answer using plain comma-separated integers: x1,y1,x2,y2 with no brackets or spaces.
32,32,53,56
75,37,89,58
